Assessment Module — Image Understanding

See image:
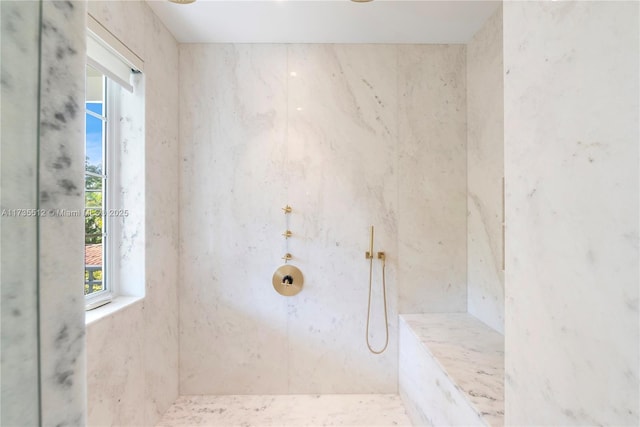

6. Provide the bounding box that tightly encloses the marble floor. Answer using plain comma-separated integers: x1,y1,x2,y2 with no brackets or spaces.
156,394,413,427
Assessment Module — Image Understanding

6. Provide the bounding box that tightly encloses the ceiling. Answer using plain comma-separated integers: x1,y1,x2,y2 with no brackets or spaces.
146,0,501,44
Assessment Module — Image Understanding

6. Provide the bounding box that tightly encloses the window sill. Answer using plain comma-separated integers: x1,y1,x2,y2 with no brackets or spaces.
85,295,144,326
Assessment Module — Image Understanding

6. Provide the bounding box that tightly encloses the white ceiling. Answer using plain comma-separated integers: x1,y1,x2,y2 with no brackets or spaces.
146,0,501,44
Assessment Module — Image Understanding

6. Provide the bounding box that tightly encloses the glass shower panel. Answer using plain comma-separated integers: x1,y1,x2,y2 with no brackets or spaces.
0,1,42,425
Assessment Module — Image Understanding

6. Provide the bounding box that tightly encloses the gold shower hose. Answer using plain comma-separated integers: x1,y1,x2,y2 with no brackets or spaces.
366,251,389,354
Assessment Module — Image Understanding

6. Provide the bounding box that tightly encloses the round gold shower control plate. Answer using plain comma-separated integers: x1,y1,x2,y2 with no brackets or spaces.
273,265,303,296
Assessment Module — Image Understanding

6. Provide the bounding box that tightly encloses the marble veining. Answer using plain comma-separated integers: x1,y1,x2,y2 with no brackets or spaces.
156,394,411,427
179,44,290,395
504,2,639,425
179,43,467,395
141,5,181,424
400,313,504,426
466,5,504,334
0,1,41,424
37,0,87,425
85,2,181,426
397,44,468,314
87,300,145,426
115,73,145,296
285,44,399,394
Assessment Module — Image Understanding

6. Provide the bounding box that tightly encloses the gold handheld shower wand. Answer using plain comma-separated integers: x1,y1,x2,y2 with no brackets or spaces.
365,225,389,355
366,226,374,259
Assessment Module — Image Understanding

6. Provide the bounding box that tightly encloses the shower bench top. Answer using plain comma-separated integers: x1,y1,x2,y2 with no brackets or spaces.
400,313,504,426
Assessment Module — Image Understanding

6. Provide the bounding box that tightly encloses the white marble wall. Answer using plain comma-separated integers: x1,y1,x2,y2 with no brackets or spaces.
398,45,468,314
0,1,41,425
2,2,88,424
117,73,145,298
466,5,504,334
85,1,180,426
179,44,467,394
286,44,399,393
179,44,290,394
87,301,145,425
504,1,639,425
141,8,180,423
37,1,88,425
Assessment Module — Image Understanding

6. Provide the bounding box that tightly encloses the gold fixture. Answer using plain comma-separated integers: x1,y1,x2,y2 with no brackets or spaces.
275,204,302,296
273,264,303,296
365,225,374,259
365,226,389,354
281,253,292,262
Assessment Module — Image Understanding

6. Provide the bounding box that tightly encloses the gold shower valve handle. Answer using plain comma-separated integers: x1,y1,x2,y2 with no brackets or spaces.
273,265,303,296
282,253,292,262
282,230,292,238
282,205,292,214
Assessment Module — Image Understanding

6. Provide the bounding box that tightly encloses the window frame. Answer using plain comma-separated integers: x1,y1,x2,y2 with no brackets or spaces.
85,72,121,310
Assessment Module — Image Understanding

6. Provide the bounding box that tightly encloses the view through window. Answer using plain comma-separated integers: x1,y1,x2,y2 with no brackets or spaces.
85,65,107,297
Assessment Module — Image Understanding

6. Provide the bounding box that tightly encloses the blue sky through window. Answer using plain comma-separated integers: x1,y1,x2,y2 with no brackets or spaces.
86,102,103,170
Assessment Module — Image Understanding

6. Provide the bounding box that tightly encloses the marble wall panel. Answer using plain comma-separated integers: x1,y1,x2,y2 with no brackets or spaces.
397,45,468,314
38,1,87,425
0,1,41,424
179,44,290,394
467,6,504,333
87,302,145,426
141,7,180,424
285,44,399,393
85,2,180,426
179,43,467,394
503,1,639,425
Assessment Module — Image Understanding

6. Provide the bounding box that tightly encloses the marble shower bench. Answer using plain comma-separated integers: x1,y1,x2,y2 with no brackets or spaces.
399,313,504,426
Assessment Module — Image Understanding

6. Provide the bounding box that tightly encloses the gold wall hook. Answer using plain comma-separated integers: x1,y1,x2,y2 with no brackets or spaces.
282,230,292,238
282,253,292,263
282,205,292,214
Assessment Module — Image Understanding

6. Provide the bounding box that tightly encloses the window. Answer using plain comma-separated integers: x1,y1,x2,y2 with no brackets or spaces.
84,66,120,310
84,17,144,312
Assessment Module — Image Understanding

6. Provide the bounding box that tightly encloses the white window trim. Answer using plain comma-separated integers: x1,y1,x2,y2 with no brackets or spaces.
87,13,144,74
84,17,145,321
85,77,121,311
106,78,121,303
